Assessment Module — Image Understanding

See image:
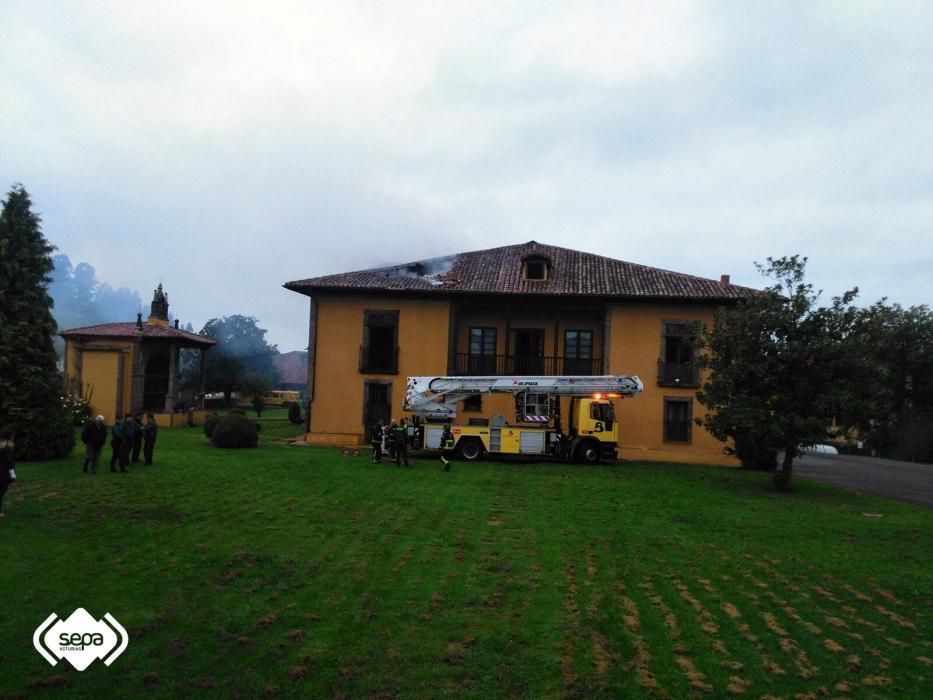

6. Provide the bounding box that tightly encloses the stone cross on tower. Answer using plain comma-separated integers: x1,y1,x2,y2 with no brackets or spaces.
148,283,170,326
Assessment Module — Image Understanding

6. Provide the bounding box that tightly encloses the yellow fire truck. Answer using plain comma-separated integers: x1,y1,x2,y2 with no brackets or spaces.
404,375,643,464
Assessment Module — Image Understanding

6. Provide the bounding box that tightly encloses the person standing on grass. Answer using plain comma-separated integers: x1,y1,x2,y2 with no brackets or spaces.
371,420,384,463
82,415,107,473
440,424,455,472
387,421,397,461
121,414,135,468
131,413,144,464
394,418,410,467
143,413,158,465
110,414,126,472
0,430,17,517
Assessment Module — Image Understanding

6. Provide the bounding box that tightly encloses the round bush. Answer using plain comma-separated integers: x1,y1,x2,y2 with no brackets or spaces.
203,413,222,438
11,404,76,460
287,402,303,425
211,413,259,448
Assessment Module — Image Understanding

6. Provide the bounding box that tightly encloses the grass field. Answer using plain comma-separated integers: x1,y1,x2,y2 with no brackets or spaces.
1,409,930,698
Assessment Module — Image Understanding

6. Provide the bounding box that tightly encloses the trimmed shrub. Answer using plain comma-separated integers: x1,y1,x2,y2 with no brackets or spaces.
211,413,258,448
203,413,222,439
288,402,302,425
11,404,76,460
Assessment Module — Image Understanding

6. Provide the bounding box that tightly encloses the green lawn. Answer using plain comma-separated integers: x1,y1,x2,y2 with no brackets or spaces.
1,410,930,698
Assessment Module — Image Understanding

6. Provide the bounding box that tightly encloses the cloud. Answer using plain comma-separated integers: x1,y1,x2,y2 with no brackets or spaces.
1,0,930,351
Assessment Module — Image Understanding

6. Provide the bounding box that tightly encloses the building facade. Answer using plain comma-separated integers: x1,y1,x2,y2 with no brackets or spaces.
60,284,216,427
285,242,755,465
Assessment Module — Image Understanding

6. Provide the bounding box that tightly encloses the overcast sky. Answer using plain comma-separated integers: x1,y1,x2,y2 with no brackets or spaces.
2,1,930,351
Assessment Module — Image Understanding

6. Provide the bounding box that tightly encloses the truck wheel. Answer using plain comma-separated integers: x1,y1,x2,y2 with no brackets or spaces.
457,439,484,461
574,442,600,465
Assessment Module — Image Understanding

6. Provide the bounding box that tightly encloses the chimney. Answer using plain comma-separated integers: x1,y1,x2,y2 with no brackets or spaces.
136,313,144,330
174,319,180,329
720,274,731,285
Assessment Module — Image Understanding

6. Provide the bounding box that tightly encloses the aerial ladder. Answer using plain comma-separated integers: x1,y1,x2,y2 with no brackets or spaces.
404,375,643,464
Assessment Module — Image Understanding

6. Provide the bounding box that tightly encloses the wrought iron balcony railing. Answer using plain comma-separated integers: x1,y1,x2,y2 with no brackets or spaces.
657,359,699,387
454,353,602,376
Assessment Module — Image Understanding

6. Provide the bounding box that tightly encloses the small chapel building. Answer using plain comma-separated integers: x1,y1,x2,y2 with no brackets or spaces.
60,284,216,426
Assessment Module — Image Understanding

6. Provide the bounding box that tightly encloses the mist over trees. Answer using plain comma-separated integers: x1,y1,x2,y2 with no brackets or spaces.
182,315,280,400
48,254,144,354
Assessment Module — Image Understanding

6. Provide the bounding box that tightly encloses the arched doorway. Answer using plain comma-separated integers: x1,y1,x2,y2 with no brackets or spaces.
143,352,170,410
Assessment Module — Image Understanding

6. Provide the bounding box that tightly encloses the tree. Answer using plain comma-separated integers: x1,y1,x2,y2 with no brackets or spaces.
850,302,933,461
200,315,280,401
240,372,271,416
0,185,75,459
697,256,864,490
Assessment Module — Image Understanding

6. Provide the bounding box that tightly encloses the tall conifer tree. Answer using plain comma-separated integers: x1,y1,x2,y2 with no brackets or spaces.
0,184,75,458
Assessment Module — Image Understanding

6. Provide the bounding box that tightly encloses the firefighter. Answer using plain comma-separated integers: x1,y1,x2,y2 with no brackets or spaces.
394,419,410,467
440,424,455,471
385,421,395,460
371,420,384,463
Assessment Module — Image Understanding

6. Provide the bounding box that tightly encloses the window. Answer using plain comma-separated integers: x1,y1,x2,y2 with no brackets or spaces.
468,327,497,374
361,310,399,373
564,330,593,375
362,381,391,434
518,393,550,420
590,401,615,430
511,328,545,374
663,398,692,443
658,321,699,386
463,394,482,412
522,254,550,281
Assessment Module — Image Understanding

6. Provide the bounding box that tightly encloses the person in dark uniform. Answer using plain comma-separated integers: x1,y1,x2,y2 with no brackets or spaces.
143,413,158,465
387,421,397,461
82,415,107,473
371,420,384,463
394,419,410,467
110,415,125,472
121,415,135,468
131,413,144,464
440,424,455,472
0,430,16,517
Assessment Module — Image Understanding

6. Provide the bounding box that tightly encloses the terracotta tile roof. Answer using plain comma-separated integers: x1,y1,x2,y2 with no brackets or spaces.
59,322,217,346
272,351,308,385
285,241,758,301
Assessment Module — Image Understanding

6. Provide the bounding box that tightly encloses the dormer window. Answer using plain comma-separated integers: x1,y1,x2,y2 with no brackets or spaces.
523,255,550,281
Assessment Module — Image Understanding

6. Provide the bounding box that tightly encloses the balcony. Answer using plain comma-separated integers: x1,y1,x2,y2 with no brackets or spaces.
657,359,699,387
454,353,602,376
359,345,399,374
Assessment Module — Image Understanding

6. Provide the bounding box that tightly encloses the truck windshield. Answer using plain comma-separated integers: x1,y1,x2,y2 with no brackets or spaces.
590,402,615,429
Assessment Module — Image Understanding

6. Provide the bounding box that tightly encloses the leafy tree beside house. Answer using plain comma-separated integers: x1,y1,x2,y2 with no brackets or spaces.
697,256,866,490
0,185,75,459
198,315,280,402
850,302,933,462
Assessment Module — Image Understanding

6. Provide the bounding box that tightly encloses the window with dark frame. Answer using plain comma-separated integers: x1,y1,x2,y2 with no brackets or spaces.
362,381,391,436
361,310,399,373
564,329,593,374
463,394,482,412
525,260,547,280
468,327,497,374
659,321,699,386
663,398,692,443
511,328,545,374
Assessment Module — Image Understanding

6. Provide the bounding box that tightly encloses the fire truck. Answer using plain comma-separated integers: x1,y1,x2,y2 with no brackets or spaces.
404,375,643,464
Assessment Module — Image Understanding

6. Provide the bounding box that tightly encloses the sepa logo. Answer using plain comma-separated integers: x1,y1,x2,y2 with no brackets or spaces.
33,608,128,671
